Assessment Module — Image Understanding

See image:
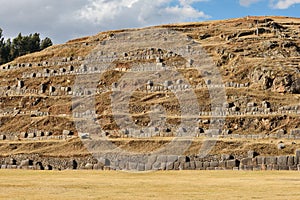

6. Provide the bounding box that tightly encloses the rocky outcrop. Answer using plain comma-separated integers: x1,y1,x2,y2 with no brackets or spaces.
250,67,300,93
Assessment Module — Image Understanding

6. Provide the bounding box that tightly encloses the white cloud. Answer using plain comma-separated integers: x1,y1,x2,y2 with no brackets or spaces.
0,0,209,43
270,0,300,9
0,0,94,43
239,0,262,7
239,0,300,9
76,0,210,29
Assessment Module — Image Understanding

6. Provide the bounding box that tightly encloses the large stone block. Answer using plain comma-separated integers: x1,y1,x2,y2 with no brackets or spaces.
210,161,219,168
62,130,73,136
277,156,288,166
289,166,297,171
147,155,157,166
20,132,28,138
183,162,191,170
9,158,16,165
203,161,210,169
256,157,265,165
278,165,289,170
28,133,36,139
252,158,258,166
167,155,178,163
219,161,226,168
152,162,161,170
20,159,32,167
247,150,256,158
0,135,6,140
160,162,167,170
189,161,196,170
173,162,180,170
156,155,167,163
287,156,295,166
178,156,189,163
195,161,203,170
240,158,253,166
128,162,138,170
266,156,277,165
166,162,174,170
226,160,239,169
85,163,94,170
296,150,300,164
145,163,153,171
137,163,145,171
93,163,104,170
98,158,110,166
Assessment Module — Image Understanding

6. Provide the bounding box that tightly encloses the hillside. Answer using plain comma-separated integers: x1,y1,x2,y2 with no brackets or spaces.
1,16,300,171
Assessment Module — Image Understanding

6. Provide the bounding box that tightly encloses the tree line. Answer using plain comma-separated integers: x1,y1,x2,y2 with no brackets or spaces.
0,28,53,65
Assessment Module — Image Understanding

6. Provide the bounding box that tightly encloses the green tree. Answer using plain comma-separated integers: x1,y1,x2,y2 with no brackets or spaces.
0,28,6,64
29,33,41,52
0,28,53,65
11,33,23,58
40,37,53,50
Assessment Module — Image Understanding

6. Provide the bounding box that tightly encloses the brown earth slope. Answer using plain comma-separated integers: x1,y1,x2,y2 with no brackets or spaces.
0,16,300,158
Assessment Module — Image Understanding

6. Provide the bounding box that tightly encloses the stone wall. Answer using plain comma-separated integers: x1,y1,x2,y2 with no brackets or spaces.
1,150,300,171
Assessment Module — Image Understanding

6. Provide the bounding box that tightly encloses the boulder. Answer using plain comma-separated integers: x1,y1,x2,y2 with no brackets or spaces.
277,142,285,150
0,135,6,140
62,130,73,136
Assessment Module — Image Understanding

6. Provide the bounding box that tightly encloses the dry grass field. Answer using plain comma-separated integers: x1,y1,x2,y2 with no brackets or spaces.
0,170,299,200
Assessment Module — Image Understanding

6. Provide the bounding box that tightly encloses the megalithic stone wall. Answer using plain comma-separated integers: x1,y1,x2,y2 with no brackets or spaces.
1,150,300,171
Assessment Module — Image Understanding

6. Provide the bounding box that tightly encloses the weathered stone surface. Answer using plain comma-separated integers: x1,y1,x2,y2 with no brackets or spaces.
240,158,253,166
203,161,210,169
156,155,167,163
20,132,28,138
210,161,219,168
137,163,145,171
173,162,180,170
277,156,288,166
0,135,6,140
20,159,31,167
257,157,265,165
277,143,285,150
226,160,239,169
167,155,178,163
266,157,277,165
287,156,295,166
166,162,174,170
189,161,196,170
296,150,300,164
247,150,256,158
195,161,203,169
85,163,94,170
62,130,72,136
128,162,138,170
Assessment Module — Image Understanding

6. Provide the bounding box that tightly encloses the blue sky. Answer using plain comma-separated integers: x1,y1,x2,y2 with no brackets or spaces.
193,0,300,20
0,0,299,43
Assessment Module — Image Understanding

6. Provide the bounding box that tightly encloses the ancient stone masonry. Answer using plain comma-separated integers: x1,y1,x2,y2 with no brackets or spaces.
73,110,97,118
225,82,250,88
2,17,300,172
1,150,300,171
17,130,76,141
290,129,300,136
2,57,83,72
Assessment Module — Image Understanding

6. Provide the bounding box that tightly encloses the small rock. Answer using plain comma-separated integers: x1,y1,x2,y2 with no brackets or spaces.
277,142,285,150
